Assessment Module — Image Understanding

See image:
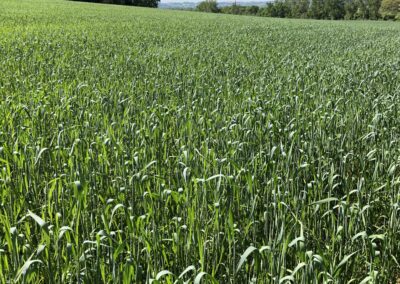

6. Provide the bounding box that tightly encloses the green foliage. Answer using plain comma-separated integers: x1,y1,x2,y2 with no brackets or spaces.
196,0,220,13
198,0,385,20
0,0,400,283
379,0,400,19
264,0,382,19
220,5,260,15
259,2,292,17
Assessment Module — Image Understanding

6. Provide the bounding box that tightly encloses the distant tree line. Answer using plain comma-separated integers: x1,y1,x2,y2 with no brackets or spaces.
221,4,261,15
196,0,399,20
70,0,159,8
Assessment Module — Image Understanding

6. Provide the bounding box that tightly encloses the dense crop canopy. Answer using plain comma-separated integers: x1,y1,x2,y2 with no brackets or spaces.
0,0,400,283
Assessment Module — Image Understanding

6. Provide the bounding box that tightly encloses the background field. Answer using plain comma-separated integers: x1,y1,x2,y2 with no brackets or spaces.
1,0,400,283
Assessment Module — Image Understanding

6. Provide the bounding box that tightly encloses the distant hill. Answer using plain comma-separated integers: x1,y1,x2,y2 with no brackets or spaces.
159,1,268,9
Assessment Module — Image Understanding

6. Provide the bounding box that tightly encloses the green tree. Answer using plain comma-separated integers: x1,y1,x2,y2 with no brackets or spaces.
245,5,260,14
352,0,381,19
323,0,345,19
196,0,220,13
344,0,358,19
297,0,311,17
379,0,400,18
309,0,326,18
285,0,309,17
368,0,382,19
267,1,291,17
133,0,159,8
